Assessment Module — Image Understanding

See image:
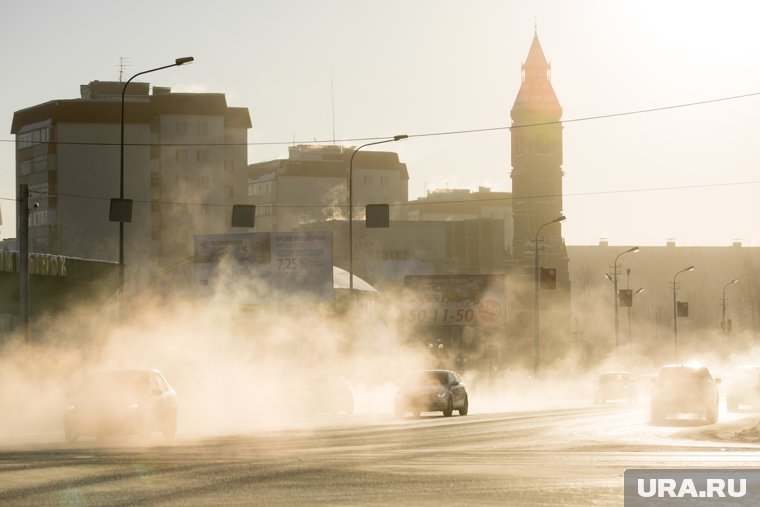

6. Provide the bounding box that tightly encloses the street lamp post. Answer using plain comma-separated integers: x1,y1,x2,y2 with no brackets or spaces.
672,265,695,361
627,287,644,343
533,214,565,373
721,278,738,362
117,56,194,299
612,246,639,348
721,279,738,334
348,135,408,295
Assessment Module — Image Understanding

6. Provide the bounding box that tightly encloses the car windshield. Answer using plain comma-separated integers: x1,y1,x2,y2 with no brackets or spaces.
657,368,707,386
405,371,449,387
76,370,153,397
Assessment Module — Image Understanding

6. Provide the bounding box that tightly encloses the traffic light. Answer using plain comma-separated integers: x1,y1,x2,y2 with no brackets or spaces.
677,301,689,317
618,289,633,308
366,204,390,228
231,204,256,228
109,198,133,223
540,267,557,289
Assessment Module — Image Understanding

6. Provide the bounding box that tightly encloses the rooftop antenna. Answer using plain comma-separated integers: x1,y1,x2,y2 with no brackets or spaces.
118,57,131,82
331,74,336,146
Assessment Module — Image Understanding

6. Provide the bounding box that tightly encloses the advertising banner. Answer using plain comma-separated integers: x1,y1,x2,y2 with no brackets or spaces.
194,231,333,303
404,274,506,327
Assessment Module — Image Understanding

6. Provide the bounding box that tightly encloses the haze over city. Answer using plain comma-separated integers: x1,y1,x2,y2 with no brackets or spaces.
3,0,760,247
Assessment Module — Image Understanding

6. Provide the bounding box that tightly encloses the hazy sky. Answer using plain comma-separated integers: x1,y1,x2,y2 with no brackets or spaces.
2,0,759,247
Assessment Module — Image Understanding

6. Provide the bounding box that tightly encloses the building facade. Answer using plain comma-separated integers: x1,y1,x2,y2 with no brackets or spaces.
568,240,760,365
11,80,251,288
248,144,409,232
405,187,513,252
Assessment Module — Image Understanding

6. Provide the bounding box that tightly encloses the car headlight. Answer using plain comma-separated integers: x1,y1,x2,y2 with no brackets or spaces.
437,392,448,398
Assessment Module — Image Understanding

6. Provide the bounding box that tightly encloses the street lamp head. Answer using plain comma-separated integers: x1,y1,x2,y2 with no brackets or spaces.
686,265,695,272
393,134,408,141
731,278,739,284
553,215,566,224
629,246,640,254
634,288,645,295
175,56,194,66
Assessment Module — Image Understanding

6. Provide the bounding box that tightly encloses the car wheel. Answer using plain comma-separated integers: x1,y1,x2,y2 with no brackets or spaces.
458,396,469,416
443,398,453,417
705,405,718,424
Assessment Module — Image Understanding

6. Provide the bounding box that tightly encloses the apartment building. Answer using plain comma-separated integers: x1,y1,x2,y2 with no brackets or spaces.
11,80,251,288
248,144,409,232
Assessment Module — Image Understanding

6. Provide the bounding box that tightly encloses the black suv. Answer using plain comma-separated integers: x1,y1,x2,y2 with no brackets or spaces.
650,364,720,425
395,369,469,417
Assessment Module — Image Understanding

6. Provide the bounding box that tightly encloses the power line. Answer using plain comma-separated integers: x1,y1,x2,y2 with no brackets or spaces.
2,91,760,148
0,177,756,210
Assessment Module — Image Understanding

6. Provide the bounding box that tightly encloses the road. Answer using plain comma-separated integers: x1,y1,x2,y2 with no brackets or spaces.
1,402,759,506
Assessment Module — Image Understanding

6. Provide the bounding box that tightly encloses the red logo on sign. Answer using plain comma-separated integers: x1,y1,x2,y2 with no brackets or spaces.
478,299,502,322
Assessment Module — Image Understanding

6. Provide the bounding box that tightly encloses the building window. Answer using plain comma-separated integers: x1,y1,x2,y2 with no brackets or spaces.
17,127,51,150
150,172,160,187
197,122,208,136
363,175,373,186
151,225,161,240
151,144,160,159
197,150,209,163
198,176,210,187
255,204,273,216
29,182,49,195
29,209,49,227
176,150,188,162
226,185,234,197
176,122,188,135
380,175,389,186
20,160,32,176
151,201,160,212
224,160,234,173
32,155,47,173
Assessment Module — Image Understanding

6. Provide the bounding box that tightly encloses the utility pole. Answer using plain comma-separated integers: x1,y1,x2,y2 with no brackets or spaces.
17,184,30,343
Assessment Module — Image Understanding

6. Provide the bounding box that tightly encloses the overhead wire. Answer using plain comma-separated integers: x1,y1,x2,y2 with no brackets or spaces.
1,90,759,148
0,90,759,207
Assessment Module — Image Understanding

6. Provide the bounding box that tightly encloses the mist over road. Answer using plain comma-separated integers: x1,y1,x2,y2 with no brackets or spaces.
2,402,759,506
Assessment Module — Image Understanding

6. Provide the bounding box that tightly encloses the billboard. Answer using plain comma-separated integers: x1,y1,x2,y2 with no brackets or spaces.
194,231,333,303
404,274,506,327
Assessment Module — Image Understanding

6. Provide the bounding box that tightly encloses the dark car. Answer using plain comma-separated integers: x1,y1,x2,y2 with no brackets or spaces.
594,371,637,403
650,364,720,424
726,365,760,412
64,368,178,442
395,369,469,417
